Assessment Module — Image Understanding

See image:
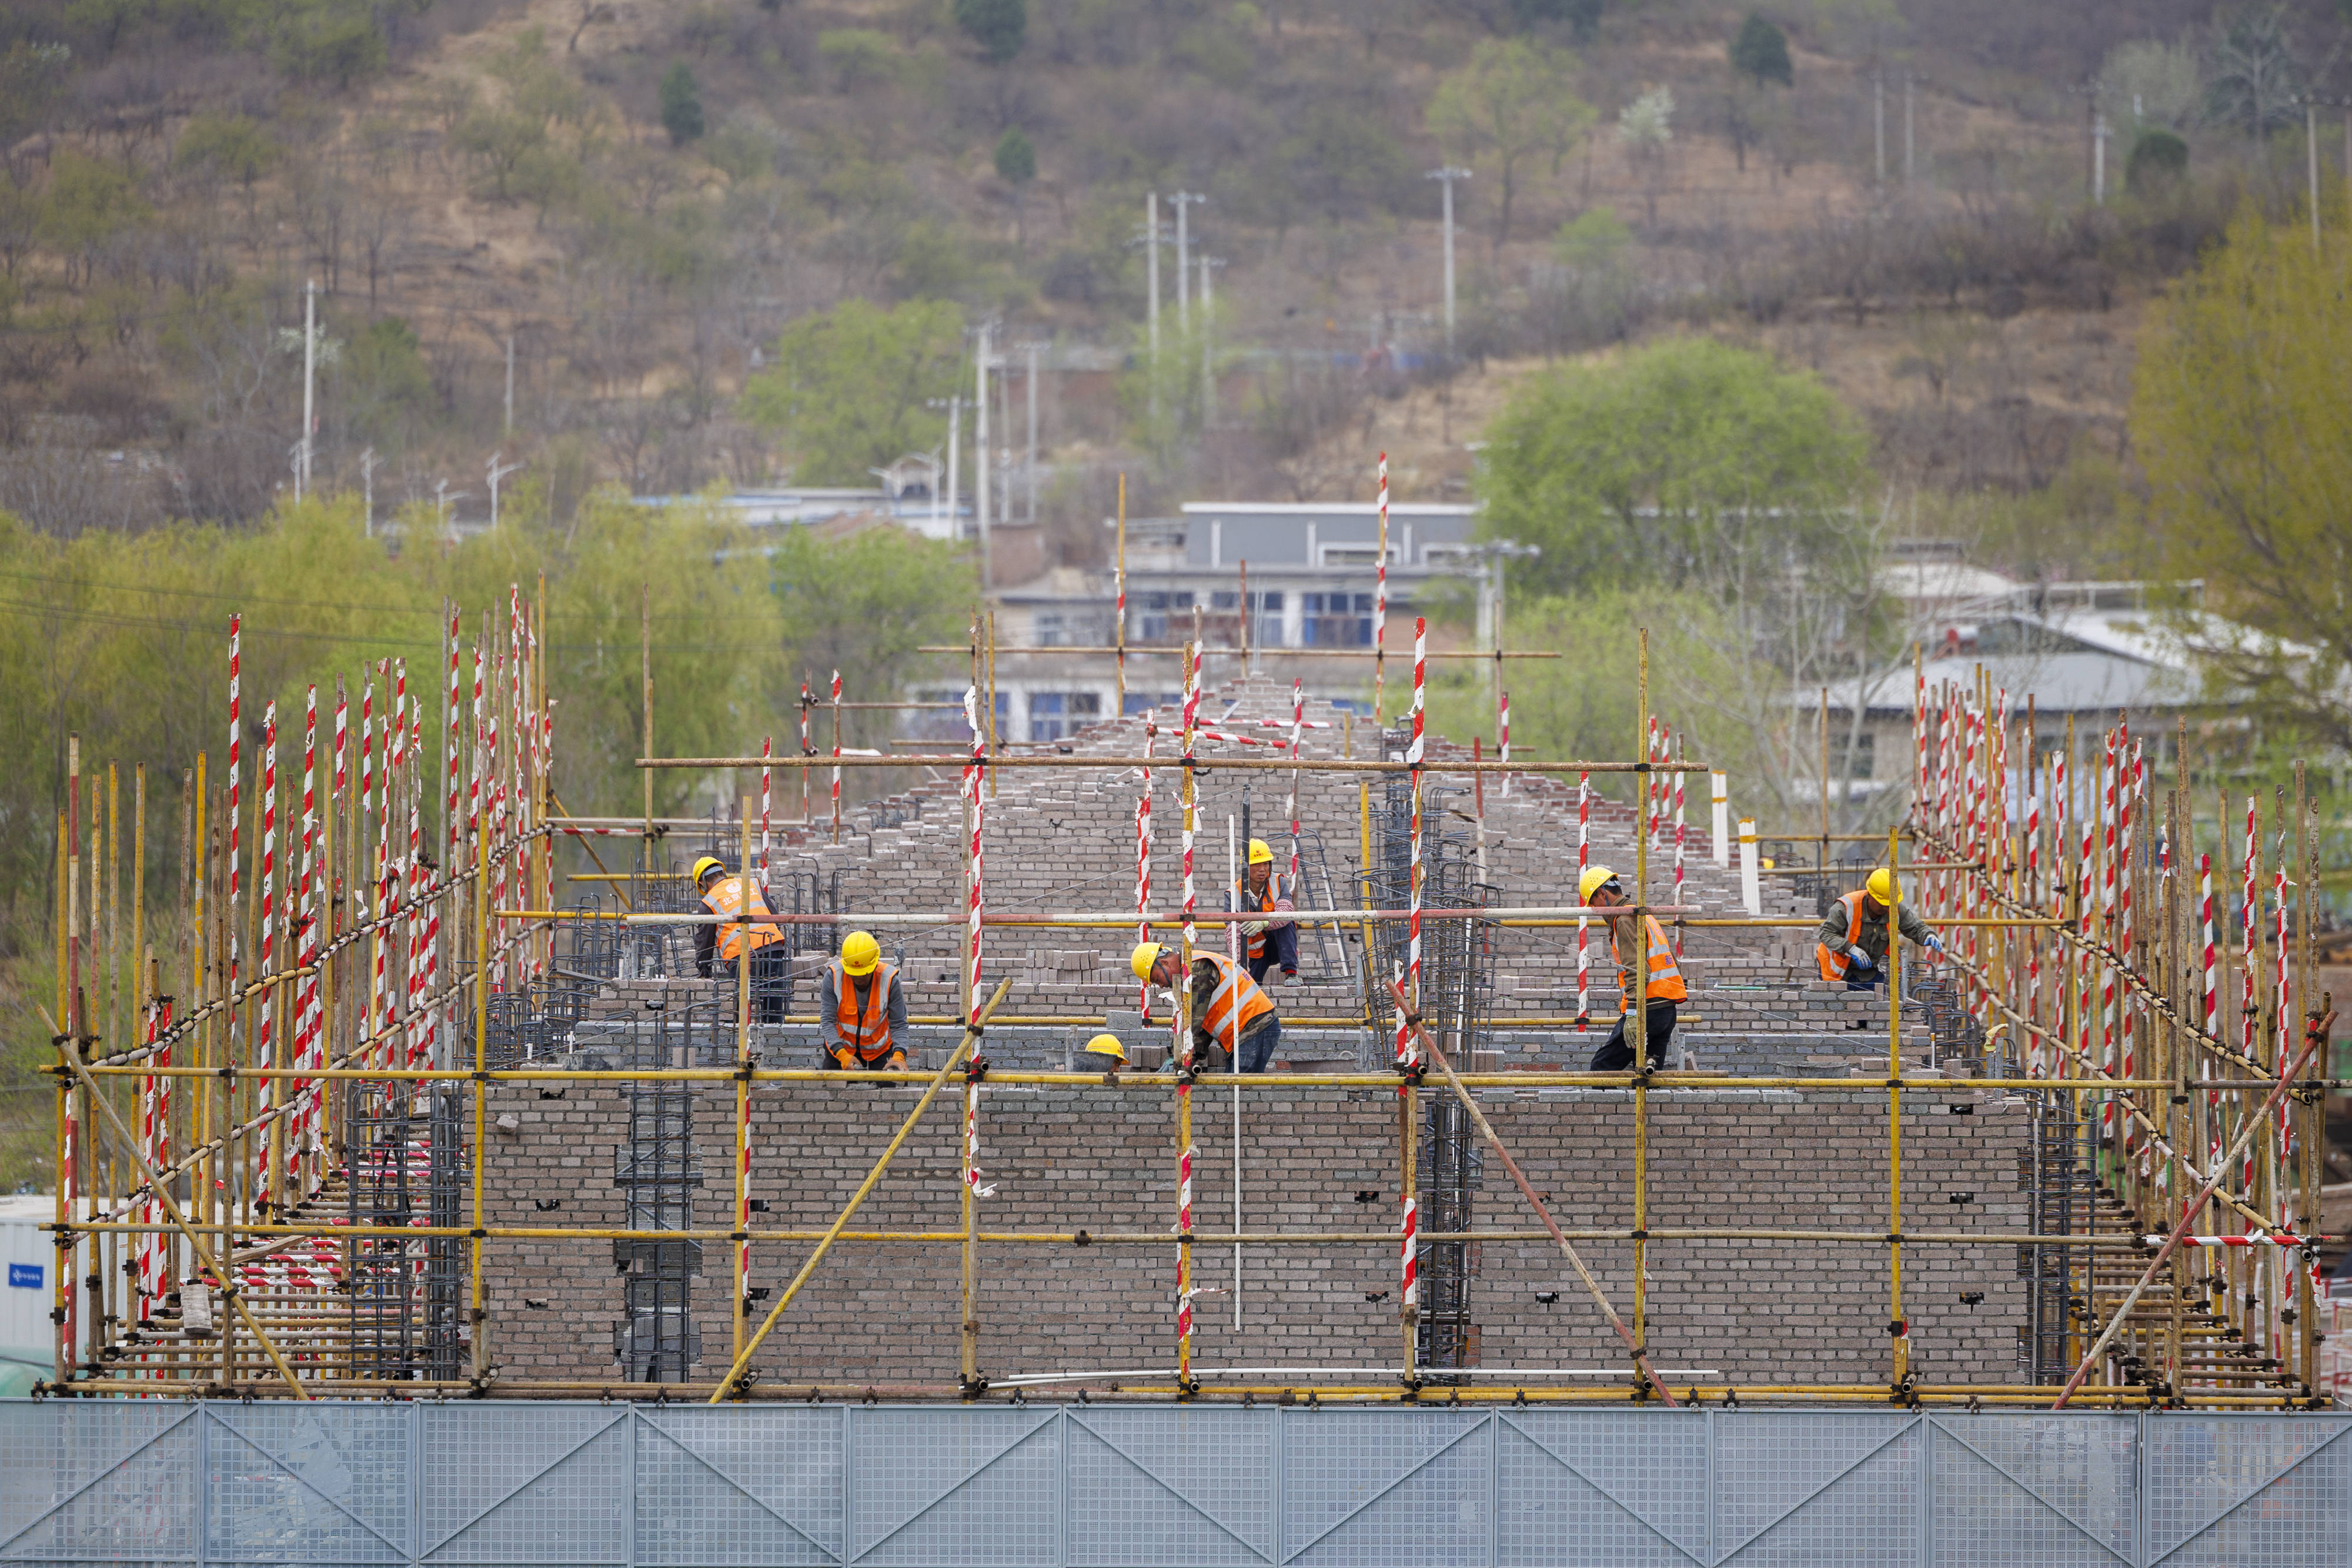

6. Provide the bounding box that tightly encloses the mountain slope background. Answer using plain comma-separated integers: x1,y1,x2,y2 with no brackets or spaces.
0,0,2341,576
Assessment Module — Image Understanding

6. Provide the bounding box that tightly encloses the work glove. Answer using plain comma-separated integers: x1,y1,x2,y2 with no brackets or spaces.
886,1050,907,1070
832,1047,857,1071
1240,918,1269,938
1924,937,1946,965
1846,944,1876,972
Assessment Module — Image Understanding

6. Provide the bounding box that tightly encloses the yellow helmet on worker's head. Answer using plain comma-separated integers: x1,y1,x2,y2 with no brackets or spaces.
1248,838,1275,865
840,931,881,975
1866,867,1896,905
1082,1033,1129,1064
691,856,726,886
1131,941,1170,981
1579,864,1621,903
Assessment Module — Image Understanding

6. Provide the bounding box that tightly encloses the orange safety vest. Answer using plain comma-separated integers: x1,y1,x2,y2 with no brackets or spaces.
1815,891,1870,982
829,960,897,1056
701,874,783,962
1196,951,1277,1052
1609,914,1686,1009
1237,872,1291,965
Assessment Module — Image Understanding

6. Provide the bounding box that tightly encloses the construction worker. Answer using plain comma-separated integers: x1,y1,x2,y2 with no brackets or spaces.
1579,865,1687,1072
1234,838,1299,985
1131,940,1282,1072
692,856,788,1022
821,931,907,1073
1078,1032,1128,1072
1816,867,1943,991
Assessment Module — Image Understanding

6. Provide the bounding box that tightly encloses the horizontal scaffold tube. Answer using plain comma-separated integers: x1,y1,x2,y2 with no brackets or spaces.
492,905,2064,928
640,753,1693,774
69,1064,2208,1090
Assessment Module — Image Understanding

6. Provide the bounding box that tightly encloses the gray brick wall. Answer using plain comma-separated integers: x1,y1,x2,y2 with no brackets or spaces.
479,1081,2030,1390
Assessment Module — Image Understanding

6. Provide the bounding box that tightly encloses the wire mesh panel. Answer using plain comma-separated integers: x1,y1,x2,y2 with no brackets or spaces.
1279,1409,1492,1568
206,1403,410,1564
1712,1412,1923,1566
2143,1416,2352,1566
633,1407,842,1567
846,1407,1063,1567
1494,1410,1706,1567
1925,1414,2136,1567
0,1401,195,1563
414,1404,630,1566
1065,1406,1275,1567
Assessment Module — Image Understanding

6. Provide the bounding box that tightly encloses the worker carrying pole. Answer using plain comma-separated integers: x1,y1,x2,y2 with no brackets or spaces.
821,931,908,1074
693,855,788,1023
1815,867,1943,991
1132,940,1281,1074
1579,865,1686,1072
1234,837,1299,986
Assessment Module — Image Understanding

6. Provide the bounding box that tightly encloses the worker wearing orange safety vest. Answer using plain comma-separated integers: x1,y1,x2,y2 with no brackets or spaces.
1815,868,1943,991
821,930,907,1074
1132,940,1282,1073
1579,865,1688,1072
693,856,789,1022
1234,838,1299,985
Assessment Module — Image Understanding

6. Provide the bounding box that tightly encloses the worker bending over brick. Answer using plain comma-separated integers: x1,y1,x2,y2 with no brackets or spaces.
822,930,907,1073
1131,940,1282,1072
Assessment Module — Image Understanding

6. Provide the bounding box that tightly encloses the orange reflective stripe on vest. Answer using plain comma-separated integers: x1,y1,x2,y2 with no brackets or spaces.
1198,952,1276,1051
830,960,896,1054
1610,914,1686,1009
702,875,783,962
1815,891,1867,982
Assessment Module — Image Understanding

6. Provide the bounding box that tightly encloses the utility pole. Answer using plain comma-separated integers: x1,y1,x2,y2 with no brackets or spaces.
1904,71,1915,184
2307,99,2323,255
1144,192,1161,360
487,450,525,530
1873,73,1886,185
504,333,516,436
2093,112,2109,205
974,322,992,590
298,278,316,501
1425,167,1471,354
360,446,377,539
1200,257,1224,429
1171,192,1204,329
926,395,964,539
1024,340,1040,525
434,482,469,540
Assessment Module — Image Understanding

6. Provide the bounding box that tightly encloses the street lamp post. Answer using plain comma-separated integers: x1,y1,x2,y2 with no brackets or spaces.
1425,167,1471,354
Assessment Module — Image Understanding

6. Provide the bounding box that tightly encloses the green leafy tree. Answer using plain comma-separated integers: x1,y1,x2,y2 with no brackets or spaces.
2124,129,2188,196
2132,208,2352,748
37,149,150,289
953,0,1027,63
1476,335,1867,596
1426,39,1594,249
767,523,976,731
741,297,966,483
994,127,1035,248
268,0,389,89
659,61,704,145
1728,14,1793,86
1510,0,1603,42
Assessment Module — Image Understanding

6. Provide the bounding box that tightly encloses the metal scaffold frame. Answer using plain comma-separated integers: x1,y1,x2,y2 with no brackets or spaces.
35,586,2342,1413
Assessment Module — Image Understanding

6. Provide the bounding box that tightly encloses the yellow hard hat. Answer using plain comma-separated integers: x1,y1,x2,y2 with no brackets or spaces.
1579,864,1620,903
840,931,881,975
1248,838,1275,865
691,856,725,885
1083,1032,1128,1063
1131,941,1168,981
1866,868,1895,904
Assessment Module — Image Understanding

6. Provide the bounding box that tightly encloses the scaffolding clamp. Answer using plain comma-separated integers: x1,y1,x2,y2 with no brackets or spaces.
960,1373,991,1400
963,1055,990,1084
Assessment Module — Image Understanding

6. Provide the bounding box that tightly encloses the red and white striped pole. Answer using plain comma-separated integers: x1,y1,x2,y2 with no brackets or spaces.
759,737,772,883
226,616,241,996
1498,688,1511,798
1180,644,1200,1062
1137,718,1155,1017
1670,728,1687,960
799,681,813,826
254,698,278,1208
290,686,318,1192
2239,796,2259,1186
1399,617,1426,1068
1286,680,1304,907
135,997,163,1316
1576,770,1591,1028
830,669,843,844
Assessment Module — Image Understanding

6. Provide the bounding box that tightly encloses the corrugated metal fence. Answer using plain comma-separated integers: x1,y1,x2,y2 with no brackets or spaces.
1,1400,2346,1565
